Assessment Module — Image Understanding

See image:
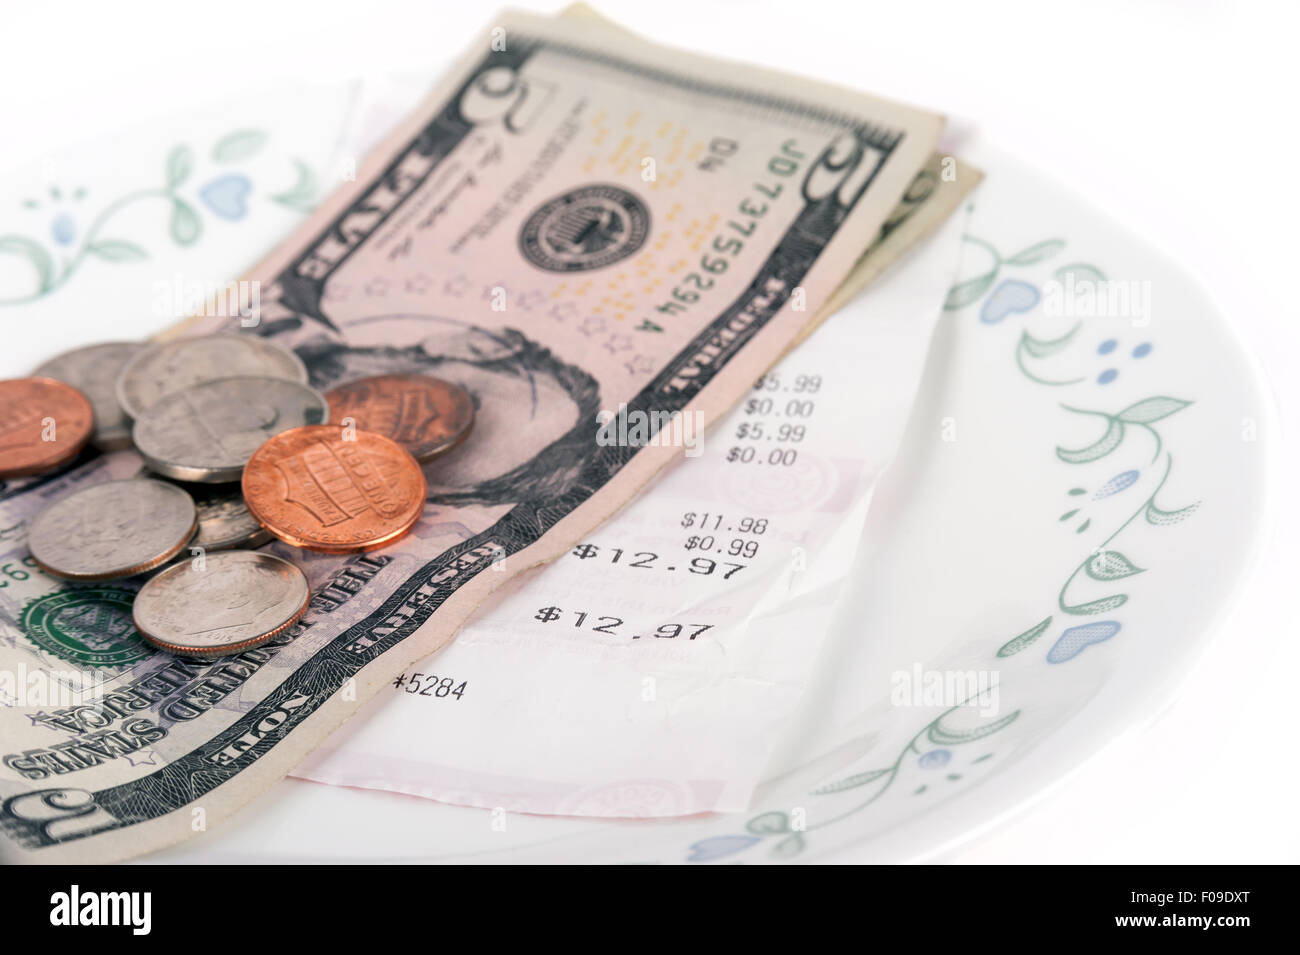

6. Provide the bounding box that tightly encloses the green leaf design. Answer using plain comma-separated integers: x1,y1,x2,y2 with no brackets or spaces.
1145,500,1200,526
745,811,789,836
1053,262,1106,283
1004,239,1065,266
168,199,202,246
926,709,1020,746
770,832,806,860
0,236,56,292
1057,417,1124,464
1086,550,1145,581
86,239,147,262
270,158,319,212
943,270,997,310
810,768,890,795
997,616,1053,658
1117,396,1192,424
166,145,193,189
1063,594,1128,616
1019,322,1080,359
212,129,268,163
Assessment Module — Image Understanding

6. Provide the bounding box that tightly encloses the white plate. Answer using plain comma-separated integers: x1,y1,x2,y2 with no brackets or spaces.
134,142,1271,863
0,97,1269,862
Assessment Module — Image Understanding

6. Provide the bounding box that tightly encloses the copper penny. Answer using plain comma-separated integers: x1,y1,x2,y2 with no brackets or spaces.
0,377,95,478
324,374,474,463
242,424,426,553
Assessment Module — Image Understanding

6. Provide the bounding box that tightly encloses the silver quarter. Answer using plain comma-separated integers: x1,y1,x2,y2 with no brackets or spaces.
115,333,307,420
33,341,147,451
27,478,197,580
133,550,309,659
132,376,329,483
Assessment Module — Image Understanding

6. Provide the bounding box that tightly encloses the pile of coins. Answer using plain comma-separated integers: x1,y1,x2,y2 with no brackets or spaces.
1,334,474,660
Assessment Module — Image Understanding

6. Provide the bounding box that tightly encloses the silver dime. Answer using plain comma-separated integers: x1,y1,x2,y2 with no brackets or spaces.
28,479,197,580
132,550,309,659
33,341,147,451
132,376,329,483
190,484,273,551
115,333,307,420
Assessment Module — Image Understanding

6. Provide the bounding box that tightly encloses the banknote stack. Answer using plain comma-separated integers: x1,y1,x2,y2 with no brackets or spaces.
0,4,977,862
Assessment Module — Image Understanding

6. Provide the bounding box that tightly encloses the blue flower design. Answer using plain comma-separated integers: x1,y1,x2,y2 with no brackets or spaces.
51,213,76,246
686,835,759,862
918,749,952,769
1047,621,1121,663
1094,470,1139,499
199,174,252,221
979,279,1039,324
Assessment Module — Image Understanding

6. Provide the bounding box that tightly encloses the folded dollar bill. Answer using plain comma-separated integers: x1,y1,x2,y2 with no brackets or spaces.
1,7,949,861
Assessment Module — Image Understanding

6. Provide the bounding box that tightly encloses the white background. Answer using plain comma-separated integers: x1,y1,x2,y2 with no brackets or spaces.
2,0,1296,863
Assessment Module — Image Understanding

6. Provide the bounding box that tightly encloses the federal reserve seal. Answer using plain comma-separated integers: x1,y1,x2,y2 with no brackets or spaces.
519,184,650,272
21,587,153,667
